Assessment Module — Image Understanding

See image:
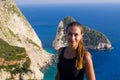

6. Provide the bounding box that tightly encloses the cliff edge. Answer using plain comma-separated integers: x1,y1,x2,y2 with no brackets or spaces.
0,0,54,79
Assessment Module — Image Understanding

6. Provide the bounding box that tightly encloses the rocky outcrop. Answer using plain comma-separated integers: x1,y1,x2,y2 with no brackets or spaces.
0,0,54,79
53,16,112,50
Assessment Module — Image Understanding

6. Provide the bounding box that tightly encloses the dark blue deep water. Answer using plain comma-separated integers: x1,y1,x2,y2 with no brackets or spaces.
18,3,120,80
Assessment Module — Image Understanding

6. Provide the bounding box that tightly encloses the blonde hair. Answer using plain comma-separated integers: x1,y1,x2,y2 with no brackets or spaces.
76,39,85,70
66,22,85,70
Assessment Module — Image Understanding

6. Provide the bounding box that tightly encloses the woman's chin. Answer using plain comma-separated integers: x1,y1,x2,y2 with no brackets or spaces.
68,45,77,50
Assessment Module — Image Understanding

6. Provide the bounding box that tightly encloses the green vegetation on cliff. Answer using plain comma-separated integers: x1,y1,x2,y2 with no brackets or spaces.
0,38,26,60
62,16,76,27
2,0,22,17
83,27,108,46
0,38,31,74
0,57,31,74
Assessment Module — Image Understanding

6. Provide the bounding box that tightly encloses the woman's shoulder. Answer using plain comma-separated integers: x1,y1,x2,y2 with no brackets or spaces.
83,51,92,65
84,51,91,58
58,47,66,56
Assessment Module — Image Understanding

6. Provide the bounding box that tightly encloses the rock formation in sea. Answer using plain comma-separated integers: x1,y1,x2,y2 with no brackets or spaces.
0,0,54,79
53,16,112,50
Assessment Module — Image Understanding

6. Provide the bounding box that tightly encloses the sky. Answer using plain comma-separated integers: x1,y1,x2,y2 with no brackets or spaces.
14,0,120,5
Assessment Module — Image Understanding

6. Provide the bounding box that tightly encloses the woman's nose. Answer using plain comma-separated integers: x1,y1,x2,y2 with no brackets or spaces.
71,35,75,41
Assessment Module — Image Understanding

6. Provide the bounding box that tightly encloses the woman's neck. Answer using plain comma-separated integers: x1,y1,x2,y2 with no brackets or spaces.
64,47,77,59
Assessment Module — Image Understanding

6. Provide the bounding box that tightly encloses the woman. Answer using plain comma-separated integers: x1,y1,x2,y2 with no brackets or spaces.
55,22,95,80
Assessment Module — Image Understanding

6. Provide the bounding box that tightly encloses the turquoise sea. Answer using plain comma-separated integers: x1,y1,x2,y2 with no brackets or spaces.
18,3,120,80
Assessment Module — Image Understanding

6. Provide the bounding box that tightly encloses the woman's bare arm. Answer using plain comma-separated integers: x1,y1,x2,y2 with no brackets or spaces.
55,71,59,80
84,52,96,80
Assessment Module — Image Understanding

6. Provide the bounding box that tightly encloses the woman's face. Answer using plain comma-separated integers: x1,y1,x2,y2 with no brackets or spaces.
66,25,83,49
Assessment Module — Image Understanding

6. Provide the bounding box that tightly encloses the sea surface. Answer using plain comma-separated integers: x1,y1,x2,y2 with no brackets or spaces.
18,3,120,80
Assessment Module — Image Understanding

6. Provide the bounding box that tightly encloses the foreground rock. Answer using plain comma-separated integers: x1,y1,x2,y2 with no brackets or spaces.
53,16,112,50
0,0,54,79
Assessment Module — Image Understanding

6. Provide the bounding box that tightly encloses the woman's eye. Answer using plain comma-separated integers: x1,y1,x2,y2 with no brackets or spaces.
74,33,78,37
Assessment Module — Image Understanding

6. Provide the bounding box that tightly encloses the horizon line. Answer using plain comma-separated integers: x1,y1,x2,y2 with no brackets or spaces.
15,2,120,6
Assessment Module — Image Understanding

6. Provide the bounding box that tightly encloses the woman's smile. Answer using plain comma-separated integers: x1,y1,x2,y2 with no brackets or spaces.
66,25,82,49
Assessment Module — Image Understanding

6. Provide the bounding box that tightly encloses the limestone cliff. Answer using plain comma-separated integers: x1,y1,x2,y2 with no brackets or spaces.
0,0,54,79
53,16,112,50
